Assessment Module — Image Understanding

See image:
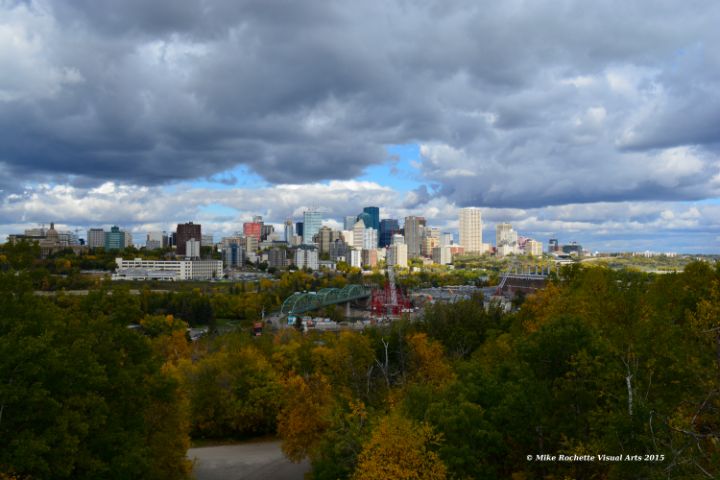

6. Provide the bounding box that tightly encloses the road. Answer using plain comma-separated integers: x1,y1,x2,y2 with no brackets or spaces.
188,440,310,480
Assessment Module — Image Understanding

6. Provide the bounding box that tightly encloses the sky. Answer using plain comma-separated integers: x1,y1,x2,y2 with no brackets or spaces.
1,0,720,252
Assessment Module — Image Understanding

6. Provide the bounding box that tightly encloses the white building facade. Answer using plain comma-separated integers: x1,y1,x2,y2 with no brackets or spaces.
459,207,483,253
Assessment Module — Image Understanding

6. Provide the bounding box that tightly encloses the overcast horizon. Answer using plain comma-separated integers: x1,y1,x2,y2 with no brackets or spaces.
2,0,720,253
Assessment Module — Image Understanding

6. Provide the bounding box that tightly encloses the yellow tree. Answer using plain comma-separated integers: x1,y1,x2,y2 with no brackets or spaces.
406,333,455,388
353,414,446,480
277,373,334,462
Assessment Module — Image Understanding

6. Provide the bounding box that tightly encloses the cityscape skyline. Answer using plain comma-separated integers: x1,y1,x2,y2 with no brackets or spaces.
2,2,720,253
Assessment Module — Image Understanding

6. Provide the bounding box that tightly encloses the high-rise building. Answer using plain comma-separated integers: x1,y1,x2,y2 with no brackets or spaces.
440,233,453,247
548,239,559,253
268,248,288,269
496,223,518,257
363,228,378,250
295,222,304,238
176,222,201,256
146,231,167,250
317,226,333,254
432,245,452,265
352,220,366,250
295,245,319,270
303,210,322,244
221,237,245,268
356,212,372,228
87,228,105,249
387,243,408,268
525,239,543,257
201,234,214,247
284,219,294,243
243,221,262,241
459,207,483,254
379,219,399,247
422,236,439,257
362,249,378,268
403,216,425,258
363,207,380,233
329,239,350,262
186,239,201,259
104,226,127,250
344,216,357,231
261,225,274,241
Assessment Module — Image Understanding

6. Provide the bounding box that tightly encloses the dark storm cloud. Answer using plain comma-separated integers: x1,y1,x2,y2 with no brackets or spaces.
1,0,720,207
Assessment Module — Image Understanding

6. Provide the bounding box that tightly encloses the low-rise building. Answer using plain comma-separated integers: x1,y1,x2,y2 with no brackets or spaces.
113,258,223,281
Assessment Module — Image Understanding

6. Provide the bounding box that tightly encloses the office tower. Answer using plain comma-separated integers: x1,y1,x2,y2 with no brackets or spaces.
261,224,274,241
379,219,399,247
387,243,408,267
201,234,214,247
295,245,319,270
363,228,378,250
459,207,483,253
329,239,350,262
284,219,294,242
432,246,452,265
440,233,453,247
245,236,259,253
221,236,245,268
362,249,378,268
548,238,559,253
268,248,288,269
124,231,133,248
104,226,127,250
146,231,168,250
243,221,262,241
352,220,366,250
344,215,357,231
296,222,304,238
87,228,105,249
422,236,439,257
223,242,245,268
363,206,380,233
317,226,333,254
496,223,518,257
186,239,201,259
176,222,201,256
303,210,322,244
356,212,372,229
403,216,425,258
525,239,543,256
392,233,405,245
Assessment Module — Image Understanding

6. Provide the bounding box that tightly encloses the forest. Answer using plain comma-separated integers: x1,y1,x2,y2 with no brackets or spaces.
1,256,719,479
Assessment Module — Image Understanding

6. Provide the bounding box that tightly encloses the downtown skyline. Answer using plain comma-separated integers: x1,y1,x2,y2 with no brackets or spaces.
1,1,720,253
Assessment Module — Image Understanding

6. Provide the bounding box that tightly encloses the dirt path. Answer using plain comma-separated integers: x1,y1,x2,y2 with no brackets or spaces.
188,440,310,480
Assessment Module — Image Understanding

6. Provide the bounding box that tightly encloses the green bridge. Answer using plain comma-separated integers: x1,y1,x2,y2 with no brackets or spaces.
280,285,372,315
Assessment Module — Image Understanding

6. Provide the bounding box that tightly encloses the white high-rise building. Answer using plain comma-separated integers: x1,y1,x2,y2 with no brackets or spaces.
496,223,519,257
459,207,483,253
363,228,378,250
524,239,543,257
186,239,201,258
295,246,319,270
387,243,408,268
352,220,366,250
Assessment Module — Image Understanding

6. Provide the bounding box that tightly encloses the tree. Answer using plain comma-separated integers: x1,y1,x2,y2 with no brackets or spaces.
352,414,446,480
